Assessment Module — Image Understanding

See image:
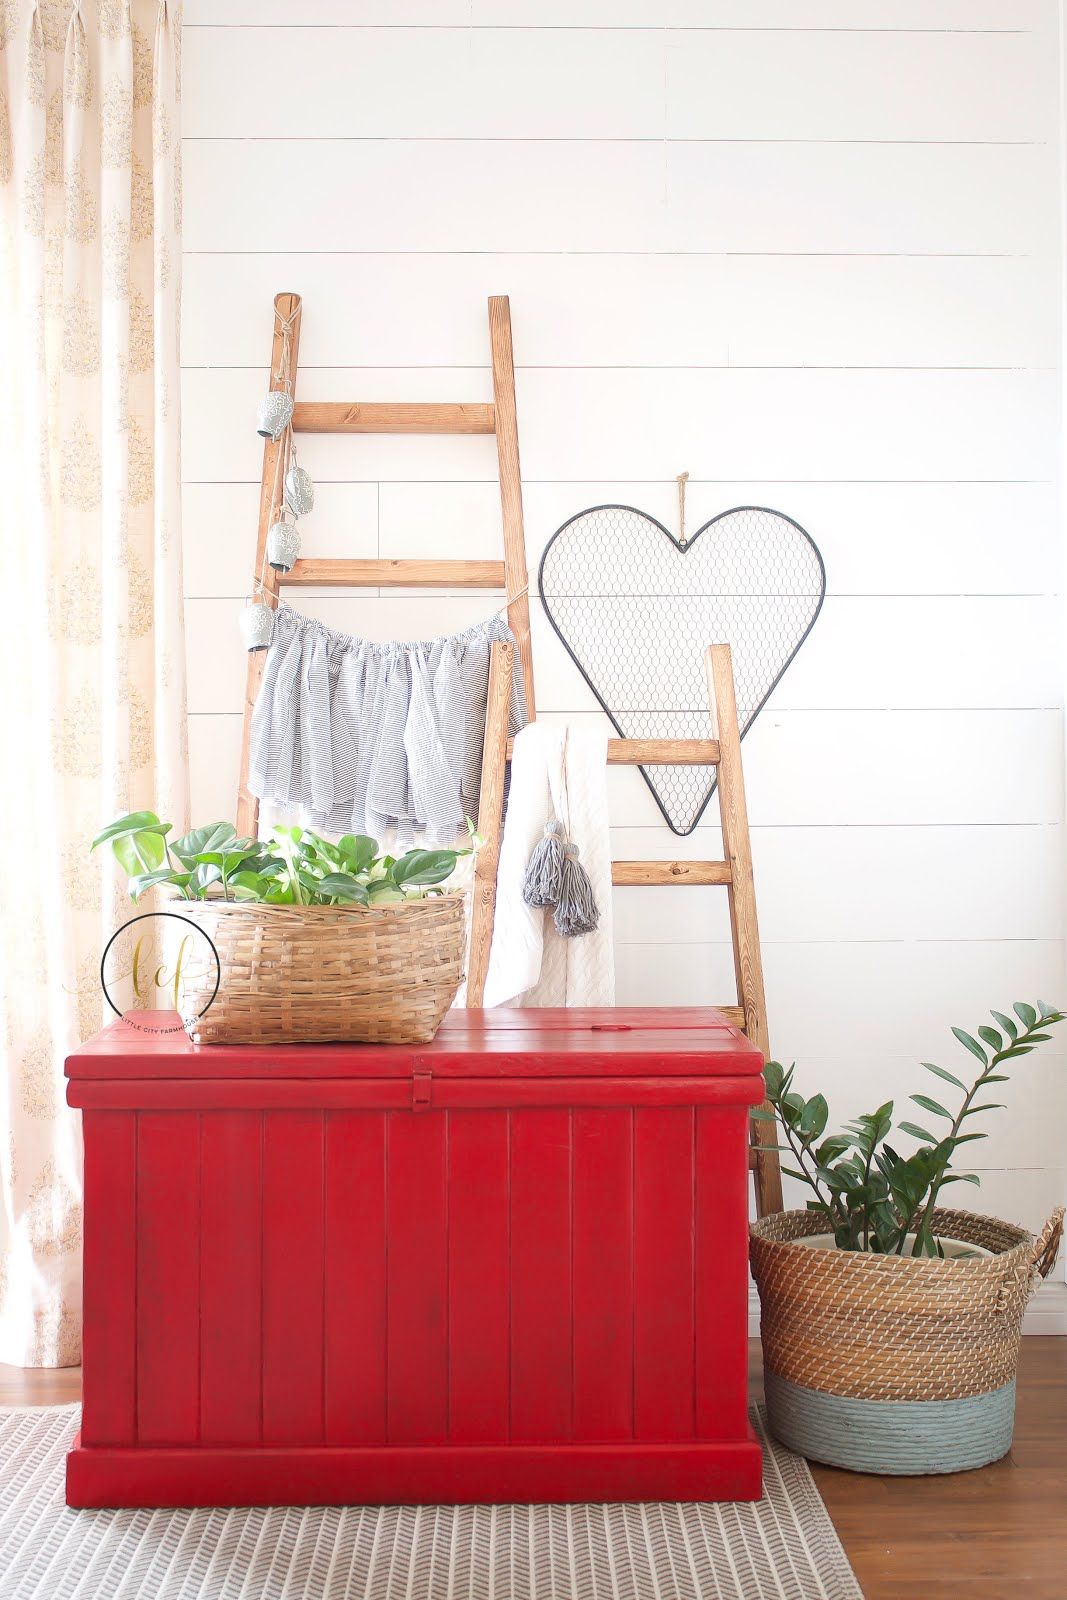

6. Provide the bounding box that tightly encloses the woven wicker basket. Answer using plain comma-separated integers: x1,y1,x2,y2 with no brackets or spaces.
751,1204,1063,1475
178,893,466,1046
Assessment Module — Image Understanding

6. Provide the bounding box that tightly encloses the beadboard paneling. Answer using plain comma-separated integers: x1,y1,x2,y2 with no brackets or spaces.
181,0,1065,1231
184,139,1054,257
183,367,1058,485
613,938,1065,1054
188,708,1064,829
183,26,1045,142
610,825,1062,944
183,478,1061,600
182,3,1048,35
182,254,1057,371
183,593,1060,714
776,1056,1067,1173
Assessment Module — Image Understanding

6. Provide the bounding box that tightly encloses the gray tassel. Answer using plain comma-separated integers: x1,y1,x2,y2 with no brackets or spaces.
553,841,600,938
523,818,566,908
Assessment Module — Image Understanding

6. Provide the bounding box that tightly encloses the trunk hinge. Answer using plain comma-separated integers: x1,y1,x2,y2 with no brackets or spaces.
411,1067,432,1111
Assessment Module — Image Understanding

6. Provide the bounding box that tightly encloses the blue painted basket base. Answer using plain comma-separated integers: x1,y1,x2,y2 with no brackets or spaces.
765,1369,1016,1476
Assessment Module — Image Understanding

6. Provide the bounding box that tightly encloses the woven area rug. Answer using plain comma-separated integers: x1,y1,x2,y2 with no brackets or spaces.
0,1406,862,1599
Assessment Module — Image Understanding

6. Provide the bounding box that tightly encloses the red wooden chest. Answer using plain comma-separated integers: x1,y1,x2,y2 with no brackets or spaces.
66,1007,763,1507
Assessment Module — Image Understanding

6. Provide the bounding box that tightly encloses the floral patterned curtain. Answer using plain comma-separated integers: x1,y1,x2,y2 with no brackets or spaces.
0,0,187,1366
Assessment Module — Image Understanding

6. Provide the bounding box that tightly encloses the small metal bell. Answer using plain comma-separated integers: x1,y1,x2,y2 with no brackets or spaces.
284,462,315,517
239,598,274,652
256,389,294,440
267,518,301,574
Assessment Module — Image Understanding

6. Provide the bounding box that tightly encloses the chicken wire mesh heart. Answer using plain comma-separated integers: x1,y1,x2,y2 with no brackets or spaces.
538,504,826,835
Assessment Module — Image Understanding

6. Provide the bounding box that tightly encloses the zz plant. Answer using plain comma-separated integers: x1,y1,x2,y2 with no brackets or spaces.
756,1001,1065,1256
92,812,472,907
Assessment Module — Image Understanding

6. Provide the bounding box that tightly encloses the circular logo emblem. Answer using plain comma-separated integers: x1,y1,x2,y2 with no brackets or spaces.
99,912,221,1035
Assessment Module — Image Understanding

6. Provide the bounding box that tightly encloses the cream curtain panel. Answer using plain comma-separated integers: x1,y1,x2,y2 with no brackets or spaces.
0,0,186,1366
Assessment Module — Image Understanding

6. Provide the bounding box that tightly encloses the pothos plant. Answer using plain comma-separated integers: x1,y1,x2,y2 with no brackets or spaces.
756,1001,1065,1256
92,812,475,907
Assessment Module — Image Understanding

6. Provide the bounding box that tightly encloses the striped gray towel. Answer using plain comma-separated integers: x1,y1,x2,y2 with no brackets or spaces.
249,605,527,847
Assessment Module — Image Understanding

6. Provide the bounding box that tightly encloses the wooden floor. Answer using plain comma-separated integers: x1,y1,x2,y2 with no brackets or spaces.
2,1339,1064,1600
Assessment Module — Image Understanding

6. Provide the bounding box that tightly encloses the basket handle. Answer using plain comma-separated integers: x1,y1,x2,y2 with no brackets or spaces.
1032,1205,1065,1281
995,1205,1065,1314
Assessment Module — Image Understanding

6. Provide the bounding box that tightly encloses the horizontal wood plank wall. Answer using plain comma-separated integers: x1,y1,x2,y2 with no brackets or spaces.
180,2,1065,1240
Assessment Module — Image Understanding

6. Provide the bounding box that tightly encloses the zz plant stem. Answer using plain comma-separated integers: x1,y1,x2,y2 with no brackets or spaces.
756,1002,1064,1255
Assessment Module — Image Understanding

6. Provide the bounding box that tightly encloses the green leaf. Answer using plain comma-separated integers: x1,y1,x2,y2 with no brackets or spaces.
198,845,261,875
780,1092,806,1128
898,1121,937,1144
337,834,378,874
922,1062,966,1091
762,1061,785,1098
991,1010,1018,1041
1013,1001,1038,1029
315,873,370,904
961,1102,1005,1116
940,1172,981,1187
91,811,169,850
799,1094,828,1141
779,1167,809,1183
951,1028,987,1067
228,869,271,897
367,883,404,904
193,863,222,894
977,1025,1003,1053
304,835,342,866
910,1093,952,1120
229,883,266,901
170,822,237,866
982,1074,1009,1083
749,1107,776,1122
392,849,458,888
113,830,168,876
127,868,189,902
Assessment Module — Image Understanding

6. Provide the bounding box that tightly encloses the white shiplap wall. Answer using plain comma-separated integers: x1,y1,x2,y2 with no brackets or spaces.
180,1,1066,1243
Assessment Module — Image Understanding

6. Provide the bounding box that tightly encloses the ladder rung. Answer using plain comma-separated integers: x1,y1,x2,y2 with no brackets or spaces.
285,559,506,589
717,1006,745,1029
612,860,732,886
505,737,721,764
608,738,720,765
292,401,496,435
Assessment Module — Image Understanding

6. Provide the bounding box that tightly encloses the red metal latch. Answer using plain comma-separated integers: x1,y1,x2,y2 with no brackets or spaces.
412,1068,432,1111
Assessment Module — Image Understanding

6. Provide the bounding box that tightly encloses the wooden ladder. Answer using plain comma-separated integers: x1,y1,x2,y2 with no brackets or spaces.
235,291,537,838
467,639,784,1218
235,292,781,1216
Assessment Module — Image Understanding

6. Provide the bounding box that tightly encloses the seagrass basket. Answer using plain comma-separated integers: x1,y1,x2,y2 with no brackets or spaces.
178,893,465,1045
750,1204,1063,1476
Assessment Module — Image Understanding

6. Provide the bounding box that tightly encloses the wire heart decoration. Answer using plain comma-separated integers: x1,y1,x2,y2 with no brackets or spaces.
538,504,826,835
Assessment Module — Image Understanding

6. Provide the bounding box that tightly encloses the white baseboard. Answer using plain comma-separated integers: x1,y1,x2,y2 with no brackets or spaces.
1022,1278,1067,1334
747,1277,1067,1337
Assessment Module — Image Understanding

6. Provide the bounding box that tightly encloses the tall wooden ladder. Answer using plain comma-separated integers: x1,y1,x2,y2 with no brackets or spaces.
467,639,784,1218
235,291,537,838
236,292,782,1217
